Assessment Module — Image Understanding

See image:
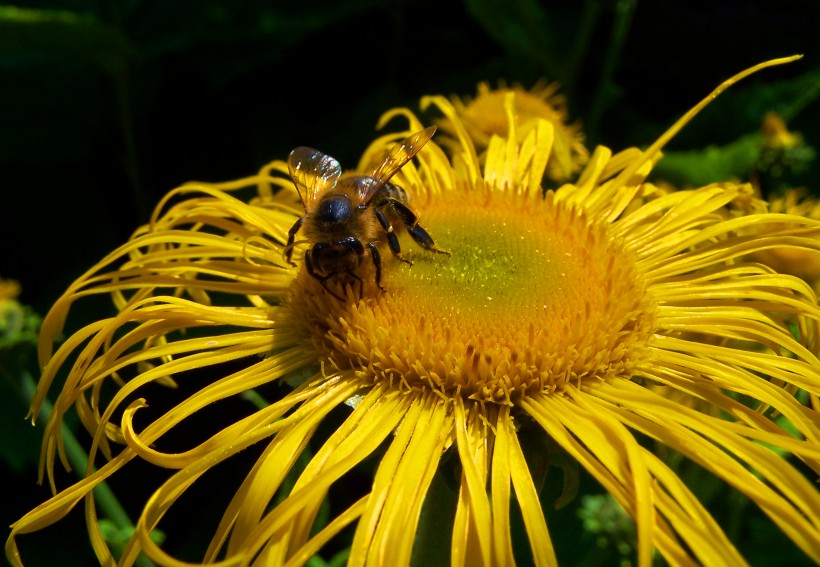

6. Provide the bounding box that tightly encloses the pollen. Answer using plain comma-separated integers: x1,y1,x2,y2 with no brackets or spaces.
289,188,655,404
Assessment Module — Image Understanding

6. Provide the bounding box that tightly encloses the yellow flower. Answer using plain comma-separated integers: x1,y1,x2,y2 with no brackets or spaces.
747,187,820,289
439,80,589,183
0,277,21,303
761,111,804,152
0,277,28,344
756,111,815,182
7,56,820,567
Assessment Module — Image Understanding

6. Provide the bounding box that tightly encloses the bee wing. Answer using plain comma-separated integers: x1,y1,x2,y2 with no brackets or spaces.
358,125,437,205
288,147,342,211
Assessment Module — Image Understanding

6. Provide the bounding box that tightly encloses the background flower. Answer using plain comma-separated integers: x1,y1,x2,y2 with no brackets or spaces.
438,80,589,182
743,188,820,291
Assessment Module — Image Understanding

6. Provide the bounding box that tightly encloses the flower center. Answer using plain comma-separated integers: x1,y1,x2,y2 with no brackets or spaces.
289,188,655,403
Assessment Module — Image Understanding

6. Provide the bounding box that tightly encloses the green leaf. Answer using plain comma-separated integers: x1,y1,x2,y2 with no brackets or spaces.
651,134,763,187
100,519,165,566
0,6,135,74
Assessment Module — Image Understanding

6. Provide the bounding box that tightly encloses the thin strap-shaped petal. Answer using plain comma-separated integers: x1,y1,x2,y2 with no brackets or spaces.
420,95,482,188
242,386,410,564
451,399,492,566
559,392,655,567
557,145,612,206
499,407,558,567
282,496,369,567
589,379,820,563
123,375,362,567
637,366,820,462
345,391,424,566
490,406,515,566
520,394,697,564
516,120,554,196
279,386,409,552
367,394,452,565
648,337,820,401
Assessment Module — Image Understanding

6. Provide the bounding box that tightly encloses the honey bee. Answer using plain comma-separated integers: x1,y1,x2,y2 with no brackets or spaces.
284,125,450,300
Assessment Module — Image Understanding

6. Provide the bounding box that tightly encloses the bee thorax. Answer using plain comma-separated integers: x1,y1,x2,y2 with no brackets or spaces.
315,193,354,224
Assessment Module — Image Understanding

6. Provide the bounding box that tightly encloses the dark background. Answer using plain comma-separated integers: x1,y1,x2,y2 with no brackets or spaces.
2,1,820,565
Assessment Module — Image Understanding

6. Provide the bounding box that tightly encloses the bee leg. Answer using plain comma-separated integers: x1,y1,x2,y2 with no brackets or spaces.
375,208,412,266
305,250,346,302
304,249,325,285
388,199,451,256
407,224,451,256
367,242,386,293
320,280,347,302
284,216,305,266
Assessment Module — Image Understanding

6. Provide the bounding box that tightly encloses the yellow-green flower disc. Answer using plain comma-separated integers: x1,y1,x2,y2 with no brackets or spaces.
291,184,652,403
